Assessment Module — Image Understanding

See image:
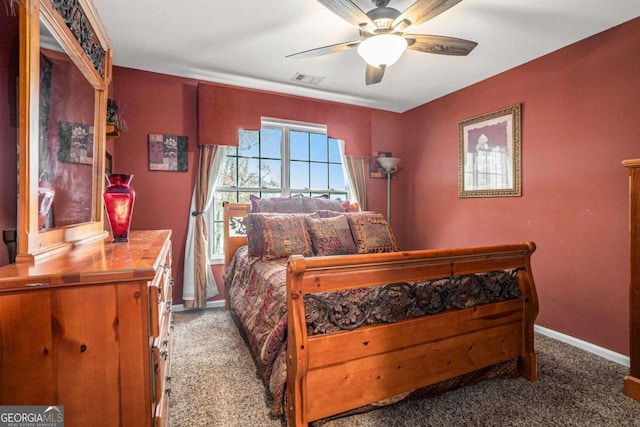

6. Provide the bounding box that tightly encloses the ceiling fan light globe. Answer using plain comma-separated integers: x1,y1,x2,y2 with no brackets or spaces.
357,34,407,68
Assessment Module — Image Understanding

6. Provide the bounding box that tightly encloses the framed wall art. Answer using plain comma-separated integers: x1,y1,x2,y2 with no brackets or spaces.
458,104,522,198
149,133,188,172
57,121,94,165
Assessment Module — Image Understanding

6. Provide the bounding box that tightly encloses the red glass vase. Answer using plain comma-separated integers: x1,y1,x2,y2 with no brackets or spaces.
103,174,136,243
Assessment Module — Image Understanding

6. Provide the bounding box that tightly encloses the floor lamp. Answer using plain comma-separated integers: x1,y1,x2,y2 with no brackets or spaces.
377,157,401,223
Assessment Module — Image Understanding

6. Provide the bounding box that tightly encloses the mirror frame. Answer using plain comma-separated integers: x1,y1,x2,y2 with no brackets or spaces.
17,0,112,262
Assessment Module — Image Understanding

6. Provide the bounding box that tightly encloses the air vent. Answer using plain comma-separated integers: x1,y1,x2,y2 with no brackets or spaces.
291,73,324,86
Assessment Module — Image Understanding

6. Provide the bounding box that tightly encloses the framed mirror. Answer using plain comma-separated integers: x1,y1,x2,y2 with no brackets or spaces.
458,104,522,198
17,0,112,262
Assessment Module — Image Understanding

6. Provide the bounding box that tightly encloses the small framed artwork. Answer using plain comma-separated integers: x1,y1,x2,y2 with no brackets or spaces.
369,151,392,178
458,104,522,198
149,133,188,172
57,121,94,165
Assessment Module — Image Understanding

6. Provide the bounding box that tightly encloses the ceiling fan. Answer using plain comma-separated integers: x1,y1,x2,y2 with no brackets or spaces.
287,0,478,85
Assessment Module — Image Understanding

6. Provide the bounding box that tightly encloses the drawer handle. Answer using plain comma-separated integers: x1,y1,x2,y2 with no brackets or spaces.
157,287,162,304
169,278,174,287
165,387,171,397
162,338,169,347
161,349,168,360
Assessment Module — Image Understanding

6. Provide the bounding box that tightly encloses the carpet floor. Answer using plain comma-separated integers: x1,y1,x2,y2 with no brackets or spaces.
168,308,640,426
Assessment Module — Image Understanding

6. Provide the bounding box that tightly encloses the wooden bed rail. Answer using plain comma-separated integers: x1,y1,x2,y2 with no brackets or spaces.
286,242,538,426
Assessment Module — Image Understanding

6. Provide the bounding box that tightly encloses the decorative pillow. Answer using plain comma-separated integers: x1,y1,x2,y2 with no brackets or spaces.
345,212,398,254
245,213,313,259
305,215,357,256
250,194,344,214
301,196,345,213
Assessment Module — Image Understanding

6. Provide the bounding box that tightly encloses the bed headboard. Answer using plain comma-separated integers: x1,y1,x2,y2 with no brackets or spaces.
223,202,251,266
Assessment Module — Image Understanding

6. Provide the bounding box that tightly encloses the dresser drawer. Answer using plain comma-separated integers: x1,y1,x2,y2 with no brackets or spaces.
154,324,173,426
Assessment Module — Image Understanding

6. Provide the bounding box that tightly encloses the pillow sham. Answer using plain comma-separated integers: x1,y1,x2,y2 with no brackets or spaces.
301,196,345,213
245,213,314,259
250,195,304,213
345,212,398,254
305,215,357,256
250,194,345,214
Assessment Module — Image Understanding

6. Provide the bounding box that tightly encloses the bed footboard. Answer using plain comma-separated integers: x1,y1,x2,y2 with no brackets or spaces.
286,242,538,426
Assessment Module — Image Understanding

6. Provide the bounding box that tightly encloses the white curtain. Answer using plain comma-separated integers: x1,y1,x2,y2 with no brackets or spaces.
338,139,368,211
182,145,227,307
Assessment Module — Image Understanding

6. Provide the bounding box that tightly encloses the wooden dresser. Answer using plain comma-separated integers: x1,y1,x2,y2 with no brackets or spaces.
623,159,640,402
0,230,173,426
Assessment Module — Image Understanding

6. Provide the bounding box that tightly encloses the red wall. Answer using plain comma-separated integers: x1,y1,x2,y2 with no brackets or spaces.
398,17,640,354
109,68,199,304
0,13,19,267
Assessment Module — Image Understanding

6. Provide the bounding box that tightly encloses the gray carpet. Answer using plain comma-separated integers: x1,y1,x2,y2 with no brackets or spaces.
168,309,640,426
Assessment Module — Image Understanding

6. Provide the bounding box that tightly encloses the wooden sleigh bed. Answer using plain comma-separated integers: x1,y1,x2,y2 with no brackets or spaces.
223,201,539,426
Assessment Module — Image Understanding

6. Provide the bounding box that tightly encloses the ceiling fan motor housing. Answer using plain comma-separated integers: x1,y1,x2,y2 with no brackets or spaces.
367,7,401,32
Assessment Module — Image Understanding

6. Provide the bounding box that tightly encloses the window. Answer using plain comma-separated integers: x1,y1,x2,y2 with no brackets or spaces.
208,120,348,260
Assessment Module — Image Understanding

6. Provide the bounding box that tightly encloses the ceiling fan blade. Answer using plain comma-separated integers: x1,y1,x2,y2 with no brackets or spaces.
405,34,477,56
286,40,360,60
317,0,376,32
393,0,463,32
365,64,385,86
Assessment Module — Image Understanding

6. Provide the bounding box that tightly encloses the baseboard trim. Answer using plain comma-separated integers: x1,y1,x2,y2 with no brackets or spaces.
534,325,630,367
172,300,225,312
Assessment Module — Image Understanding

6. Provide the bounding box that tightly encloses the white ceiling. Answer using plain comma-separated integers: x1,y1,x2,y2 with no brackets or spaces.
93,0,640,113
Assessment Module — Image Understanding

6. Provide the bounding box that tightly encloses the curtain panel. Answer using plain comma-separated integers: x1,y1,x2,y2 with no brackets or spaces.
183,145,227,307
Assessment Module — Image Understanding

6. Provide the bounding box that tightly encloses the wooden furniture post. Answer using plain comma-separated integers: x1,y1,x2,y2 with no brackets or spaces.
623,158,640,402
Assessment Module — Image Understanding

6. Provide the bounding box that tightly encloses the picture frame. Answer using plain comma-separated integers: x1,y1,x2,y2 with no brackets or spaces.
458,104,522,198
57,121,94,165
369,151,392,178
148,133,188,172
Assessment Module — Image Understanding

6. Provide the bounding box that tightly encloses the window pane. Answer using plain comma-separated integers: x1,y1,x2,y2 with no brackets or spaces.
329,164,346,190
226,145,237,156
213,192,238,221
310,134,328,162
238,192,254,203
261,159,281,188
290,131,309,161
239,130,259,157
328,138,341,163
219,157,237,187
261,128,281,159
257,191,281,199
212,222,224,255
310,163,328,189
290,160,309,189
237,158,260,187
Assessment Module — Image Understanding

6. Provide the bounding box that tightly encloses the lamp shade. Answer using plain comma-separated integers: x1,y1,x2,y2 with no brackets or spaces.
377,156,401,172
357,34,408,68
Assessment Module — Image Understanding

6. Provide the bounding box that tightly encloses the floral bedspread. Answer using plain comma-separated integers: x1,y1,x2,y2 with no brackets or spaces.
223,245,523,417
